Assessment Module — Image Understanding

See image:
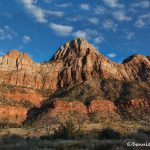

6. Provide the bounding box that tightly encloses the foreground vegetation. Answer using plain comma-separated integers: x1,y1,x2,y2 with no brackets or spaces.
0,117,150,150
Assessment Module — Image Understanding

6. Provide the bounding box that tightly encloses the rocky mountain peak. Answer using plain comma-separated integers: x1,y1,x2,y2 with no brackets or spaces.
7,49,21,57
51,38,102,61
122,54,150,64
5,49,32,62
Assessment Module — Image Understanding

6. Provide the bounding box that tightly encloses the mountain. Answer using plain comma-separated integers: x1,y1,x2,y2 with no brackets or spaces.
0,38,150,90
0,38,150,124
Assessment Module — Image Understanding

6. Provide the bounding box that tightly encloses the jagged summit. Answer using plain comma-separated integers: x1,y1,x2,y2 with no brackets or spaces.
3,49,33,62
7,49,20,56
122,54,150,64
51,38,103,61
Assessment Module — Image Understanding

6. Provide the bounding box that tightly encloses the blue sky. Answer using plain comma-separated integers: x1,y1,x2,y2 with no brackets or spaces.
0,0,150,63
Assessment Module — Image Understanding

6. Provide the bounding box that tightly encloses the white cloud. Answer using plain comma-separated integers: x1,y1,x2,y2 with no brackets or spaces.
19,0,64,23
23,35,31,44
107,53,117,58
45,10,64,17
94,36,104,44
0,25,17,40
125,31,134,40
103,19,118,31
103,0,124,8
55,3,71,8
80,3,90,10
135,13,150,28
49,23,73,36
113,11,131,21
95,6,106,15
20,0,47,23
130,1,150,9
73,29,104,44
73,29,98,40
73,31,87,39
88,17,99,24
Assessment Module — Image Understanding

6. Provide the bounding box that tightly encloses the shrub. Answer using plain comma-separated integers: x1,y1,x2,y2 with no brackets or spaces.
54,119,83,139
98,128,121,140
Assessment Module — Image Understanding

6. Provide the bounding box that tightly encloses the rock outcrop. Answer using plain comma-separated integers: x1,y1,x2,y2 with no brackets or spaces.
0,106,27,123
3,92,43,107
89,100,116,112
119,99,150,109
0,38,150,91
48,99,116,117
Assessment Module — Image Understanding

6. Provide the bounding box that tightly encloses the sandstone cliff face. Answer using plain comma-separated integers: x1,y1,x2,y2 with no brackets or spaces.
49,100,116,115
3,92,43,107
0,50,62,90
0,38,150,91
0,38,150,124
0,106,27,123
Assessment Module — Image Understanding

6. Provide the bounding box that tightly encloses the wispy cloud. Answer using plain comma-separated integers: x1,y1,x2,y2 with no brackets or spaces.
55,3,72,8
23,35,31,44
73,29,104,44
107,53,117,58
0,25,17,40
113,10,131,21
95,6,106,15
94,36,105,44
19,0,64,23
103,19,118,31
20,0,47,23
45,10,64,18
130,1,150,9
49,23,73,36
103,0,124,8
135,13,150,28
125,31,134,40
80,3,90,10
88,17,99,24
73,31,87,39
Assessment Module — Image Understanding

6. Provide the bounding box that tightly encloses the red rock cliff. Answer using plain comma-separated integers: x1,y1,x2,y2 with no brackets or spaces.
0,38,150,91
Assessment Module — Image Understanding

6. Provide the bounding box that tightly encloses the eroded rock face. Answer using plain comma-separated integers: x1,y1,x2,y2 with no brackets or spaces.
0,50,63,90
3,92,44,107
48,99,116,117
50,100,87,117
89,100,116,112
119,99,150,109
0,38,150,91
0,106,27,124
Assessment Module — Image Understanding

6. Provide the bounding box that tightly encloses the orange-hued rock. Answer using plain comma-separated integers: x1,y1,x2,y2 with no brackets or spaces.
3,92,43,107
118,99,150,109
0,50,63,90
127,99,149,108
0,105,27,123
0,38,150,91
50,100,87,117
0,38,150,124
89,100,116,112
48,99,116,117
